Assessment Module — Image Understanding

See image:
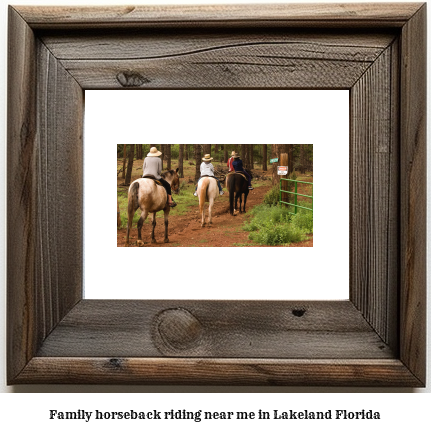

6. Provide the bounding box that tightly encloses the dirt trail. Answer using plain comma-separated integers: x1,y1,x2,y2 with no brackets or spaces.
117,185,313,248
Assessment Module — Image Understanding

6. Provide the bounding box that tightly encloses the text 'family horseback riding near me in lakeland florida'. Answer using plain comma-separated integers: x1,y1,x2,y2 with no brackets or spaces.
48,409,381,422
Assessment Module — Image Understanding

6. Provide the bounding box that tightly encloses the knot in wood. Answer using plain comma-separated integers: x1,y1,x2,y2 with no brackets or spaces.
292,308,306,317
154,308,203,351
116,71,150,87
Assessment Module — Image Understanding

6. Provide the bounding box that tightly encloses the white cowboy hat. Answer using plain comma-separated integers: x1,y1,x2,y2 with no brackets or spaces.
231,150,236,156
233,152,241,158
202,154,213,161
147,146,162,157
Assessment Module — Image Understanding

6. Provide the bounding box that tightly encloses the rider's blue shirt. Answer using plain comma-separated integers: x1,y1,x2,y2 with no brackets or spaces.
232,158,244,172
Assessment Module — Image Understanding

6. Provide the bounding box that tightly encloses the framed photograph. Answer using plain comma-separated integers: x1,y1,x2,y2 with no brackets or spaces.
7,3,426,386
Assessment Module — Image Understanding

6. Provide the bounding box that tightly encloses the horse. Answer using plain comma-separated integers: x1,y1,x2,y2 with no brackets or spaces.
125,168,179,247
226,172,250,215
197,176,219,227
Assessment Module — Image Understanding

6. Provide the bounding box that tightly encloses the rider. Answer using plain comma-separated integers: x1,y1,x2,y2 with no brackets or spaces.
227,150,236,172
193,154,224,197
232,152,254,190
142,146,177,207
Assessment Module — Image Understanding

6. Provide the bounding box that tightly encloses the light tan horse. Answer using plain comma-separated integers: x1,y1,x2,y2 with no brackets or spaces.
197,176,219,227
125,169,179,247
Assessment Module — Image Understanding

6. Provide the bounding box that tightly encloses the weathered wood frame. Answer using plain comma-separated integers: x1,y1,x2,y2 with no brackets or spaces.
7,4,426,386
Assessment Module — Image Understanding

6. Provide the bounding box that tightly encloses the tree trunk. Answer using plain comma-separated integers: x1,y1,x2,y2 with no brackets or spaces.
250,144,254,168
185,144,189,160
203,144,211,156
271,144,279,185
287,144,294,175
300,145,306,173
179,144,184,178
242,145,248,168
125,144,135,186
159,144,165,170
224,145,228,163
117,197,121,228
195,144,202,181
122,144,127,179
262,144,267,171
166,144,171,170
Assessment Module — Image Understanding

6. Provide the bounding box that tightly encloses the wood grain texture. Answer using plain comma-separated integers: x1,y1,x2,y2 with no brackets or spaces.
350,43,399,348
7,6,83,383
36,300,393,359
399,3,427,385
41,31,395,60
7,6,38,381
35,40,84,334
49,31,394,89
7,3,427,386
15,358,423,387
15,3,423,29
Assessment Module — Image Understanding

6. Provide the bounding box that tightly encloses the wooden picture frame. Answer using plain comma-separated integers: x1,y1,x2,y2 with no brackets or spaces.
7,3,426,386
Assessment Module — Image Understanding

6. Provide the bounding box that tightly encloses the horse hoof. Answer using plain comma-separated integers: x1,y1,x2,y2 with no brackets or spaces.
137,240,144,247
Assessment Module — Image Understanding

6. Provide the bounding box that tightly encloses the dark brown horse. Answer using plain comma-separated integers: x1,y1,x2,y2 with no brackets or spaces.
226,172,250,215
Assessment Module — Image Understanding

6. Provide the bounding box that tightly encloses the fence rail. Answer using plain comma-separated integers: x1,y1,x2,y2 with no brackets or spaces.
280,178,313,215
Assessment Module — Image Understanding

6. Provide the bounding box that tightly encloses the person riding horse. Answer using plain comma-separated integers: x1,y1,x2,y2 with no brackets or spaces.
142,146,177,207
227,150,236,172
232,152,253,190
193,154,224,196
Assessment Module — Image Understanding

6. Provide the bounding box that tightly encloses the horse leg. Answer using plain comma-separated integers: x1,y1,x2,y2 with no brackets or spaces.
137,209,149,247
151,212,157,243
243,191,249,213
125,211,134,247
201,203,206,228
229,187,235,215
163,208,170,243
208,198,214,226
238,193,243,213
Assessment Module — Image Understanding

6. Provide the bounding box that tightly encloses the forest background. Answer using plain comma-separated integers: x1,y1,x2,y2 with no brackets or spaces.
117,144,313,185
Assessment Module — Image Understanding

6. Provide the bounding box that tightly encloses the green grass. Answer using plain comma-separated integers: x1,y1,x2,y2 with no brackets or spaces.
242,202,313,246
170,182,199,216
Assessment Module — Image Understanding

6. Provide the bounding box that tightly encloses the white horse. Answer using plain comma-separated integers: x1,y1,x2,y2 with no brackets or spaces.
197,177,219,227
125,169,179,247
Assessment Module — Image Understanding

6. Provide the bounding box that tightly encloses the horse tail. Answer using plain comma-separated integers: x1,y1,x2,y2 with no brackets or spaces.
128,181,140,216
199,178,210,214
125,181,140,246
227,175,235,215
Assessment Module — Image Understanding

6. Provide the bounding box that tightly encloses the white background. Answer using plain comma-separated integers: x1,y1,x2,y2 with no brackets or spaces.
0,0,430,428
84,90,349,300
